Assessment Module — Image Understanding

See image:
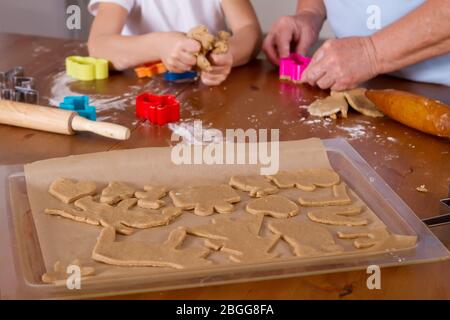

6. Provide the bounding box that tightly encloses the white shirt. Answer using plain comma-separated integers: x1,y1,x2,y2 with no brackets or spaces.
324,0,450,86
88,0,227,35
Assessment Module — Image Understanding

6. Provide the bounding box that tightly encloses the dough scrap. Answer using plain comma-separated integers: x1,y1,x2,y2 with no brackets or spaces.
269,220,344,257
49,178,97,204
337,227,417,250
42,259,95,284
307,91,348,118
343,88,384,118
186,214,280,263
246,195,299,219
45,196,182,235
229,175,278,197
299,183,352,207
267,168,340,191
135,185,168,209
100,181,135,205
169,185,240,216
187,25,230,72
92,227,211,269
307,206,369,226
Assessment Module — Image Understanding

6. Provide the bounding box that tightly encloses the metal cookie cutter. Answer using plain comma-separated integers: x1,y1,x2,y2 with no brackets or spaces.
0,66,39,104
423,184,450,227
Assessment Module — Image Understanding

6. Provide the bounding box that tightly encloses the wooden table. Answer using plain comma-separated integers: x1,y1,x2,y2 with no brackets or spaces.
1,33,449,299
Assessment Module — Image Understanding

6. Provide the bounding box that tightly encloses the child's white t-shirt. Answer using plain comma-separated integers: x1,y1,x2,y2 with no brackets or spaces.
88,0,227,35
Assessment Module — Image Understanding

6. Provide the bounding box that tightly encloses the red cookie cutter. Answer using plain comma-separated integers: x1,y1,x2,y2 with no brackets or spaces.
136,93,180,125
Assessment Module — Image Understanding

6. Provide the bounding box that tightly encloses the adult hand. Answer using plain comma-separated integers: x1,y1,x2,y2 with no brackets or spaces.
201,52,233,86
263,11,324,65
301,36,381,91
157,32,200,73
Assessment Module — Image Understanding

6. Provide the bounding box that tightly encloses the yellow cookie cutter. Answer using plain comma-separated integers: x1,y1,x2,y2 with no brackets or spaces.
65,56,109,81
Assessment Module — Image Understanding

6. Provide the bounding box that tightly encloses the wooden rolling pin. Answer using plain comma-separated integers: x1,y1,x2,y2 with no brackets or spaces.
0,100,130,140
366,89,450,138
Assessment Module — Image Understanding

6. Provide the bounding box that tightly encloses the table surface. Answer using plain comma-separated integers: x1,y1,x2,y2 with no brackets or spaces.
1,33,449,299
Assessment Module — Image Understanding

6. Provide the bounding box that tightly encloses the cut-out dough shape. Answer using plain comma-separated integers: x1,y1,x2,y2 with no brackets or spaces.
135,185,168,209
307,206,369,226
169,185,241,216
267,168,340,191
186,214,280,263
246,195,299,218
100,181,136,205
92,227,211,269
299,183,352,207
229,175,278,197
337,227,417,250
269,220,344,257
307,91,348,118
45,196,182,235
49,178,97,204
343,88,384,118
42,259,95,284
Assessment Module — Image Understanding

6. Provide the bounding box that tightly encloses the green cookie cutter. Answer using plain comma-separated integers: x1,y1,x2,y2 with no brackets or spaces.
66,56,109,81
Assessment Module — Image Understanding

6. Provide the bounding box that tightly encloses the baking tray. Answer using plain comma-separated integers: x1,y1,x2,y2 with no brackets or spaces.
0,138,449,299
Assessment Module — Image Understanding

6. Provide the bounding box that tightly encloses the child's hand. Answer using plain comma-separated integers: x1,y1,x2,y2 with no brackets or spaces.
158,32,200,73
200,52,233,86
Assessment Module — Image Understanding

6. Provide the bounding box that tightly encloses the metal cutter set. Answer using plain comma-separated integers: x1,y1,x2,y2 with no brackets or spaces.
0,67,39,104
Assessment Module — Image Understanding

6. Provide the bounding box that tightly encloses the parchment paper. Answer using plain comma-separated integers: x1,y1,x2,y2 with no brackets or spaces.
23,138,399,281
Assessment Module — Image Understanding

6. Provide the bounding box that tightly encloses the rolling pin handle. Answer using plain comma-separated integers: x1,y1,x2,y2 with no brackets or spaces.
70,115,130,140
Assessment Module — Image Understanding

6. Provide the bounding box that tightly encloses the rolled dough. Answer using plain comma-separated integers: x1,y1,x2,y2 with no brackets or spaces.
92,227,211,269
267,168,340,191
169,185,241,216
307,206,369,226
186,214,280,263
307,91,348,118
343,88,384,118
268,220,344,257
100,181,135,205
337,227,417,250
48,178,97,204
229,175,278,197
299,183,352,207
45,196,182,235
135,185,168,209
246,195,299,218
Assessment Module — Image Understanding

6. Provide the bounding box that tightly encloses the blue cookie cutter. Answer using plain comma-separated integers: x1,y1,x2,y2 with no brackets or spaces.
164,71,198,83
59,96,97,121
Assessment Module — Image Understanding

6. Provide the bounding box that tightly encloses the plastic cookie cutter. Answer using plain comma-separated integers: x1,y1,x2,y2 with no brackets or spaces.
0,66,39,104
164,71,198,83
279,54,312,83
66,56,109,81
136,93,180,125
135,62,167,79
59,95,97,121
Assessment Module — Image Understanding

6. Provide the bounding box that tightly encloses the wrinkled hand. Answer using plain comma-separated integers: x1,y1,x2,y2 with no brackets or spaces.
158,32,200,73
301,36,381,91
263,12,323,65
201,52,233,86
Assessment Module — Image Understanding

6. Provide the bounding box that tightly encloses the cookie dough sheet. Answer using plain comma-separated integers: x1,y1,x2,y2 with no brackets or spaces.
22,138,400,280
